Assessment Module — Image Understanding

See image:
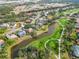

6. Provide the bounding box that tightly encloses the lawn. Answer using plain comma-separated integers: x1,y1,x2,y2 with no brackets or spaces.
0,28,7,34
63,8,79,15
25,18,69,51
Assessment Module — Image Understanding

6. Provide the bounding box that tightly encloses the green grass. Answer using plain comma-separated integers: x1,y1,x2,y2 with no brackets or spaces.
0,28,7,34
58,18,69,26
63,8,79,15
26,18,69,51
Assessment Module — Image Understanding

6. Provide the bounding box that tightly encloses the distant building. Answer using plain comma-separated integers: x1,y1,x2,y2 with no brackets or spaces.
17,31,26,37
6,34,18,39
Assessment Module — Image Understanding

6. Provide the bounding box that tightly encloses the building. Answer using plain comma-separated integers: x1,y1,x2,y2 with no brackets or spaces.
36,17,48,26
76,23,79,28
6,34,18,39
28,28,33,33
26,19,32,23
0,23,9,28
76,18,79,23
13,22,22,28
0,39,5,48
76,39,79,45
71,45,79,58
17,30,26,37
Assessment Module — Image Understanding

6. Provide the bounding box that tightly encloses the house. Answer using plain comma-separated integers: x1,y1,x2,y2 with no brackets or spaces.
0,39,5,48
76,39,79,45
26,19,32,23
76,18,79,23
27,13,33,16
28,28,33,33
6,34,18,39
76,23,79,29
13,22,21,28
17,31,26,37
76,28,79,32
0,23,9,28
71,45,79,58
36,18,47,26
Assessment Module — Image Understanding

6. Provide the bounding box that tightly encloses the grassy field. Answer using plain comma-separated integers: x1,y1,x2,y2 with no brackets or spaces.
25,17,69,55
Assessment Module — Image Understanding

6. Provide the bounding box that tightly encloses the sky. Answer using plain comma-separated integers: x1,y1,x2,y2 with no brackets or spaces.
0,0,79,4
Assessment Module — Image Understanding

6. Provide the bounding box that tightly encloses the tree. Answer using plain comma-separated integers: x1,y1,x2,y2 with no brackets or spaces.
70,30,77,40
24,24,32,29
0,6,13,15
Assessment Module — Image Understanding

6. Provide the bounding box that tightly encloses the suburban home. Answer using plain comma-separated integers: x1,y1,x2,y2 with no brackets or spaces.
76,18,79,23
71,45,79,58
8,22,16,28
6,34,18,39
0,39,5,48
25,19,32,23
36,18,47,29
27,13,33,16
76,28,79,32
13,22,22,28
17,30,26,37
76,23,79,29
76,39,79,45
0,23,9,28
28,28,33,33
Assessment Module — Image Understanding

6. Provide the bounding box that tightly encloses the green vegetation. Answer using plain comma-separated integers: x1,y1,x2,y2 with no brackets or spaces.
63,8,79,15
0,28,7,34
19,16,76,59
0,6,13,15
24,18,69,56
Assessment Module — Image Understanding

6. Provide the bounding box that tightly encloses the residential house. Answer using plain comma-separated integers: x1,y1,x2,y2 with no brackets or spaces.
76,18,79,23
25,19,32,23
75,23,79,29
28,28,33,33
6,34,18,39
13,22,22,28
0,39,5,48
71,45,79,58
0,23,9,28
17,30,26,37
76,39,79,45
36,18,47,26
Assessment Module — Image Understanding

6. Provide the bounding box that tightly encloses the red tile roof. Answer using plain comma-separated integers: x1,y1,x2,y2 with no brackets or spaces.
76,29,79,32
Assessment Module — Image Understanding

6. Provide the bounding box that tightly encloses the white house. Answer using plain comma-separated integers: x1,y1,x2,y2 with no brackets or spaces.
6,34,18,39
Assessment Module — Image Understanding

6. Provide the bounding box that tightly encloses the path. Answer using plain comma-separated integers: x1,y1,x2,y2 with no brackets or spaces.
44,20,65,59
